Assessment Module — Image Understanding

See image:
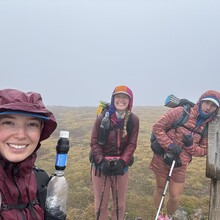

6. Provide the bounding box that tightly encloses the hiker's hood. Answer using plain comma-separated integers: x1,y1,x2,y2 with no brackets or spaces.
108,85,133,115
0,88,57,142
197,90,220,118
197,90,220,107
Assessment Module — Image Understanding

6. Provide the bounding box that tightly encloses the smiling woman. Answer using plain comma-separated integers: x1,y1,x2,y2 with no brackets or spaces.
90,85,139,220
0,88,63,220
0,114,43,163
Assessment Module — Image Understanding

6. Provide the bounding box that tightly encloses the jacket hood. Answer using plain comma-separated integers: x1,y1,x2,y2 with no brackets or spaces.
196,90,220,119
197,90,220,107
0,88,57,142
108,85,133,115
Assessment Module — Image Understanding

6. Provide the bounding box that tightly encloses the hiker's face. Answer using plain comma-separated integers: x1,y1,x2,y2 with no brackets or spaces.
114,93,130,112
201,100,218,114
0,114,42,163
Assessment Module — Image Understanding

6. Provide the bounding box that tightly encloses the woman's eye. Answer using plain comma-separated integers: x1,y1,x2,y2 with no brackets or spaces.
211,103,217,108
2,120,14,125
28,122,41,128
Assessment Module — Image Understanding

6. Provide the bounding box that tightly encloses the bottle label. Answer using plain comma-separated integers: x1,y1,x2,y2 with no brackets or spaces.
55,154,68,167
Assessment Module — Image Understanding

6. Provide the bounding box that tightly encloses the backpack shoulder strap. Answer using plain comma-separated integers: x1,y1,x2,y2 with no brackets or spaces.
172,105,191,129
126,113,133,135
201,123,208,138
33,166,50,208
198,123,208,143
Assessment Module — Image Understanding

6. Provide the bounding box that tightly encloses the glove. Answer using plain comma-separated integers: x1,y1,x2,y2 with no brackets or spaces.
164,152,182,168
101,160,112,176
182,134,193,147
111,159,125,176
168,143,182,155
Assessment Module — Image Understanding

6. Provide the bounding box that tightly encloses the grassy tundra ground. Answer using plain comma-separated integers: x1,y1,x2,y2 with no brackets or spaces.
36,106,210,220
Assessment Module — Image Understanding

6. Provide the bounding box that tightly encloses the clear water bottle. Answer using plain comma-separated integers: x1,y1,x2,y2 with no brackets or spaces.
45,131,70,219
101,112,110,130
98,112,110,145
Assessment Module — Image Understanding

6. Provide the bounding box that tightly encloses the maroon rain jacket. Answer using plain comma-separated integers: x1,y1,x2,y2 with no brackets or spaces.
0,89,57,220
90,87,139,166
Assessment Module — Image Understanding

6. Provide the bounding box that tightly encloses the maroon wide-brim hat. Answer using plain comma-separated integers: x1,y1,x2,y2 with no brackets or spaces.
0,88,57,141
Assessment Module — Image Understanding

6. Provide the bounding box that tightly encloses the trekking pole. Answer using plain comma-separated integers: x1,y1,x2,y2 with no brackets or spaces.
115,175,119,220
96,175,107,220
154,160,176,220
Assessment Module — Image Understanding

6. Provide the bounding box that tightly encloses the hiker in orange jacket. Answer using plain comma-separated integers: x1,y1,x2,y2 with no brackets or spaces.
90,85,139,220
150,90,220,219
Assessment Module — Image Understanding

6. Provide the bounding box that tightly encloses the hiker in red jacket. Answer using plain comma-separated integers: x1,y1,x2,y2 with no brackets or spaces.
90,85,139,220
150,90,220,220
0,88,58,220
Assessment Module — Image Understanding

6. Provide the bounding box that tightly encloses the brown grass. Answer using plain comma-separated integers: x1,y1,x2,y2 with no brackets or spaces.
36,106,210,220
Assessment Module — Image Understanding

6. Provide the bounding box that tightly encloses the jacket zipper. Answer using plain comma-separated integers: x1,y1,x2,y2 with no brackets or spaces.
117,128,121,155
11,166,26,220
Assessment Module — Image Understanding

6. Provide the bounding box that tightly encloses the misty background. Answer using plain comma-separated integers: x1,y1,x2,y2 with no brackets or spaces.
0,0,219,107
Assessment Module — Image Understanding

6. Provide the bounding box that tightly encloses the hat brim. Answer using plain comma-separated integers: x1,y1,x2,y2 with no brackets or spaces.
0,111,49,120
113,91,131,98
202,98,219,107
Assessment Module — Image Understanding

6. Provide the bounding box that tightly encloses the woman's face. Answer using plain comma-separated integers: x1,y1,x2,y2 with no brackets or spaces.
114,93,130,112
201,100,218,114
0,114,42,163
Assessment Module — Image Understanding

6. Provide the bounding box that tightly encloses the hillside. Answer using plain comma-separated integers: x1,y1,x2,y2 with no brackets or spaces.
36,106,210,220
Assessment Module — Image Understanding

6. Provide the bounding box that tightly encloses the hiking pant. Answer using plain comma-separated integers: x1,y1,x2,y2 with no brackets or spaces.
92,167,129,220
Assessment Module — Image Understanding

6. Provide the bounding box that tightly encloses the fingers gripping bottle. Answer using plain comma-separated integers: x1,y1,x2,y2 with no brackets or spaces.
45,131,70,220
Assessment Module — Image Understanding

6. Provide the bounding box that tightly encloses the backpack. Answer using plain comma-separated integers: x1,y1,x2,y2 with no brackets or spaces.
150,95,208,155
96,101,110,116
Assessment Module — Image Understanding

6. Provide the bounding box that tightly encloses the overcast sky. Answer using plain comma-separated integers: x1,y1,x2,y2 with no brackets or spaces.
0,0,219,107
